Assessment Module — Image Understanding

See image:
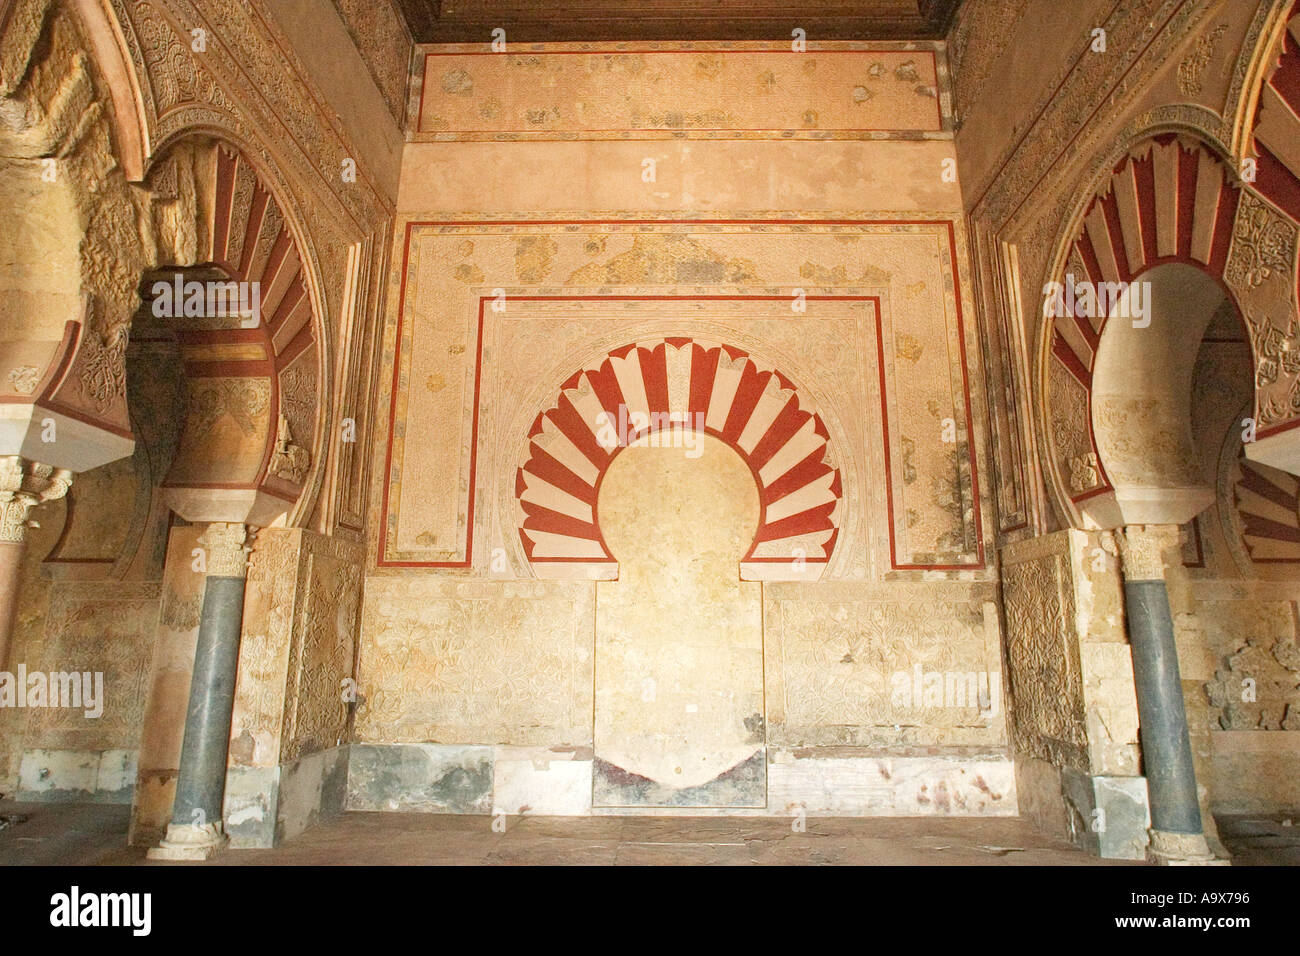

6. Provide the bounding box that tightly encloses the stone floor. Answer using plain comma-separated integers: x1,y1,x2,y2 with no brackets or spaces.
1214,814,1300,865
1,801,1294,865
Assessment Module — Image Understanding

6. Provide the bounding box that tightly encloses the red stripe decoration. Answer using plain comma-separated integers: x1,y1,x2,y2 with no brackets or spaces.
1269,28,1300,119
1054,138,1252,504
516,338,841,570
1099,191,1129,287
1233,456,1300,563
1208,184,1240,277
1133,151,1159,266
204,145,318,491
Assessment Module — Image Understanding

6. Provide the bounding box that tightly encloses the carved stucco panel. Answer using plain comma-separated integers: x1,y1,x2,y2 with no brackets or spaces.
355,576,595,747
281,534,363,762
1001,534,1089,772
1224,191,1300,430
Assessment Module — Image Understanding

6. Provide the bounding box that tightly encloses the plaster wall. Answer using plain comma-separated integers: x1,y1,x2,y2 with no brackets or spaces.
354,41,1015,816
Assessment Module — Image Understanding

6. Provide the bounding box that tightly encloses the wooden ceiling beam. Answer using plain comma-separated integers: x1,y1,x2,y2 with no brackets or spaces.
391,0,961,43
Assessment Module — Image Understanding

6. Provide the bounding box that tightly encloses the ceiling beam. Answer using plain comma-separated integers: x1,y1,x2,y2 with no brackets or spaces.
392,1,961,44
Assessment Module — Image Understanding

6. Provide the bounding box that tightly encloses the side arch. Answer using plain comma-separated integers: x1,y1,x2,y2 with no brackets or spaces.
142,134,327,527
515,338,842,581
1037,131,1300,528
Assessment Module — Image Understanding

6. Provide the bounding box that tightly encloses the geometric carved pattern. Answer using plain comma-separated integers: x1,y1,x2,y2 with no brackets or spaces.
282,542,361,762
517,337,841,577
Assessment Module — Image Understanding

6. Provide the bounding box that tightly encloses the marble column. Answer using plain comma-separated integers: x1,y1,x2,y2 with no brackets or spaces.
1115,525,1220,865
148,523,250,862
0,457,73,669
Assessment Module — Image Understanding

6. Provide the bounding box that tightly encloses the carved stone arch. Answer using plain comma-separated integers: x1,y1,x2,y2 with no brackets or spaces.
1035,125,1300,529
514,338,843,582
1034,120,1238,532
1207,391,1300,579
64,0,150,181
141,128,331,528
1223,0,1297,164
0,0,156,476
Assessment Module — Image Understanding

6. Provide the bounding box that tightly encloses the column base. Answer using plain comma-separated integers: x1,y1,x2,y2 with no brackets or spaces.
1146,828,1230,866
146,822,229,861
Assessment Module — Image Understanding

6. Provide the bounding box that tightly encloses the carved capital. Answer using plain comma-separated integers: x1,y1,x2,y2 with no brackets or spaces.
198,522,250,578
1117,524,1184,582
0,457,74,543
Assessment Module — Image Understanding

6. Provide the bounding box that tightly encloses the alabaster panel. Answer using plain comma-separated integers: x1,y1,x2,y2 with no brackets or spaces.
763,581,1005,749
767,753,1017,816
376,218,985,575
414,44,945,140
492,746,593,816
17,748,137,804
356,577,594,746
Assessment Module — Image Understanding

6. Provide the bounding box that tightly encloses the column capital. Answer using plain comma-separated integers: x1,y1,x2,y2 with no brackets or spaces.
0,457,74,543
1116,524,1183,582
198,522,251,578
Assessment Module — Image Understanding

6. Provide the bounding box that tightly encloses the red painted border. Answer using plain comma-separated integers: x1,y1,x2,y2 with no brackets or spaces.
380,218,985,572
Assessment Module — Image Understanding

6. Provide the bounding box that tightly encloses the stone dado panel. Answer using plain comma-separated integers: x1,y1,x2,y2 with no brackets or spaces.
13,581,160,804
345,743,1017,818
765,581,1005,749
